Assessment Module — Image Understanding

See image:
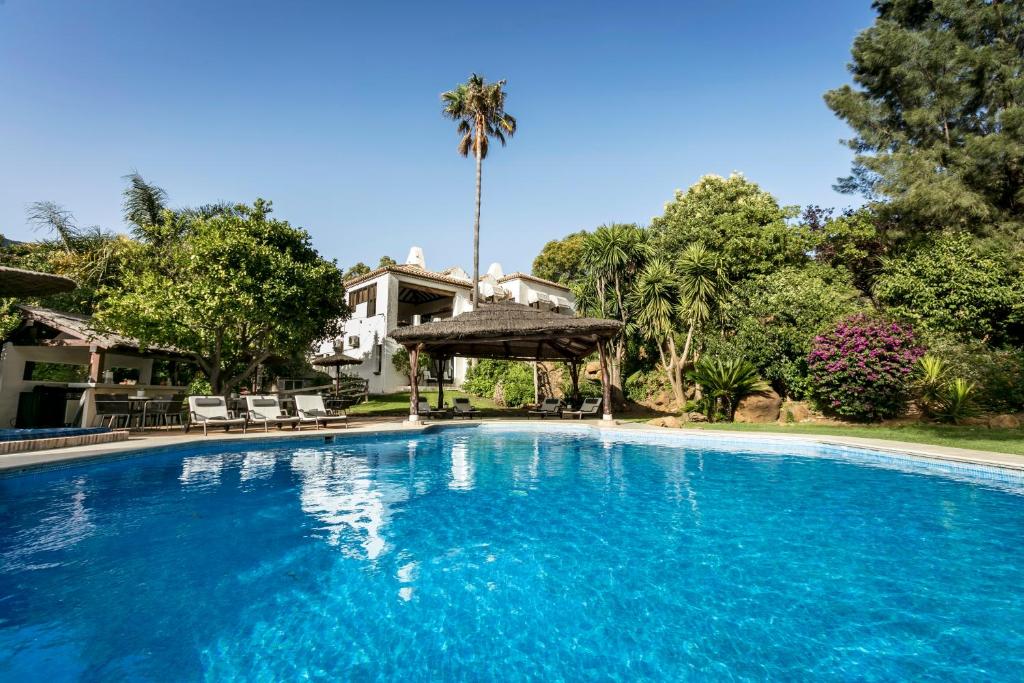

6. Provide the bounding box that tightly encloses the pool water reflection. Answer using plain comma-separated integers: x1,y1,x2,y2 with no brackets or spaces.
1,427,1023,680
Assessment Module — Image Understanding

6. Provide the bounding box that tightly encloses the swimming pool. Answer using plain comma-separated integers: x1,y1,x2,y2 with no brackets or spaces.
1,425,1022,680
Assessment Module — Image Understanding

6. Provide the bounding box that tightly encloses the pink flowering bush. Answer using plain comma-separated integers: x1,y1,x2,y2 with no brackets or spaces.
807,314,925,421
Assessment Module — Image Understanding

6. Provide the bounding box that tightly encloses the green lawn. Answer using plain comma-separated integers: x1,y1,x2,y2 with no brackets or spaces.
346,391,502,416
690,422,1024,457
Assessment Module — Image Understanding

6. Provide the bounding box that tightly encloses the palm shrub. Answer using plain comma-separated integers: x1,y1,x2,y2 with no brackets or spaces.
914,354,948,416
931,378,977,425
807,314,924,421
687,357,768,422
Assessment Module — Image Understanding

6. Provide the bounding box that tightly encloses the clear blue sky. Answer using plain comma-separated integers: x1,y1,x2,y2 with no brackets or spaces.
0,0,874,274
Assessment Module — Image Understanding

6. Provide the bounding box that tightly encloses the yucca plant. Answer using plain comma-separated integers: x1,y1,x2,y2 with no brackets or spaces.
914,354,948,416
687,357,768,422
931,378,977,424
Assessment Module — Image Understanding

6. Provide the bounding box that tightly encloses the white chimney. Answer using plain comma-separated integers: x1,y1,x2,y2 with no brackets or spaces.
406,246,426,269
486,262,504,280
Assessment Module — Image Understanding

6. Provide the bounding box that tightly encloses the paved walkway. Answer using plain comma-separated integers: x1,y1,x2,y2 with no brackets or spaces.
2,417,1022,474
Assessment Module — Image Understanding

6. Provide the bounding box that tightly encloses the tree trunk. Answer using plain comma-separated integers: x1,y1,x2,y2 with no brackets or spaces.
472,131,483,310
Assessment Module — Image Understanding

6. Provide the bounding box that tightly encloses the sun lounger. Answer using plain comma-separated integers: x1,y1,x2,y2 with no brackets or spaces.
245,395,301,431
528,397,562,418
417,398,451,419
187,396,248,435
453,397,480,419
294,394,348,429
561,397,602,419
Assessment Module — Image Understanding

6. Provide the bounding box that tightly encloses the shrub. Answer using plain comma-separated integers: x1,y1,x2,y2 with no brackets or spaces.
624,369,670,403
922,338,1024,413
807,314,924,421
464,359,534,407
873,231,1023,346
931,378,977,424
686,356,768,422
711,264,865,399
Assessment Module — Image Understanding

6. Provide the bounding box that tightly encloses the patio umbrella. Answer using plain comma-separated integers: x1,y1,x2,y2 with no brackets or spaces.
312,352,361,392
0,266,77,298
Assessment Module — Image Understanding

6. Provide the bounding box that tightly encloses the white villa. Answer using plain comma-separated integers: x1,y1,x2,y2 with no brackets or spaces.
318,246,575,394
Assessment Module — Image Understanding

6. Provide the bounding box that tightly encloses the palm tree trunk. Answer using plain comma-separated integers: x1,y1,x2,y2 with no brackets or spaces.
472,138,483,310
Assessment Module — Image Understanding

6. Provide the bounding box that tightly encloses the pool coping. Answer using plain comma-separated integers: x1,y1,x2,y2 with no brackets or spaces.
1,418,1022,477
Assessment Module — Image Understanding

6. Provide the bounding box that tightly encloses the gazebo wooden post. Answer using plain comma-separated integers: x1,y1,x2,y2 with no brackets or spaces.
434,355,448,410
597,340,613,421
408,344,422,422
568,359,581,409
88,344,106,383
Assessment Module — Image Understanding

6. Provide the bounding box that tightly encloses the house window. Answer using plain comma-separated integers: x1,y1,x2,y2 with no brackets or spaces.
374,343,383,375
348,336,360,349
349,283,377,317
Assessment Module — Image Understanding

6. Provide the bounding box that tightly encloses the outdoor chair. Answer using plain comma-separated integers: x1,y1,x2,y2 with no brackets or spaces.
561,397,603,419
452,397,481,419
528,397,562,418
245,395,301,432
294,394,348,429
417,397,451,419
186,396,248,435
93,394,131,428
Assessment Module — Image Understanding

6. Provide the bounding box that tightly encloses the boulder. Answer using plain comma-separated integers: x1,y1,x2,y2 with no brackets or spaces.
734,389,783,424
959,416,989,427
779,401,811,424
647,416,681,429
684,412,708,423
989,414,1021,430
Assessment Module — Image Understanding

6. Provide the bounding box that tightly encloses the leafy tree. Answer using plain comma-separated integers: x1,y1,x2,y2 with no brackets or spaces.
96,199,349,394
873,231,1023,345
531,230,589,283
344,262,371,280
803,205,885,292
711,264,865,399
650,173,806,282
825,0,1024,242
378,255,398,268
441,73,517,308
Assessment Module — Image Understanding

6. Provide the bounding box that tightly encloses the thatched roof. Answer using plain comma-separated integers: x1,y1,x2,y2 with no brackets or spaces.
13,305,187,357
388,302,621,361
312,351,362,367
0,266,77,297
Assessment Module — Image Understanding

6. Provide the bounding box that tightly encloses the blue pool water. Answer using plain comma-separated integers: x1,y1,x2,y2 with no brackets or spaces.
1,426,1023,680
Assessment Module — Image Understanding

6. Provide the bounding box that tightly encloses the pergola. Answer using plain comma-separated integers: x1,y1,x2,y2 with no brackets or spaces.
389,302,622,421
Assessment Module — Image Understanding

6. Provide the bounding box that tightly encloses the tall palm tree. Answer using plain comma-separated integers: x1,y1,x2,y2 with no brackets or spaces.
441,74,517,308
579,224,650,392
676,242,726,371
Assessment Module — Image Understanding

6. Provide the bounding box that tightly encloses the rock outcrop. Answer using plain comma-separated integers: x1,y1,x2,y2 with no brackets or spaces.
734,389,783,423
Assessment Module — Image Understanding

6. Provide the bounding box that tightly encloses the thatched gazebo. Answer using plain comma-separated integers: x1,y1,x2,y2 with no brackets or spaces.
0,266,77,297
312,351,362,393
389,302,622,421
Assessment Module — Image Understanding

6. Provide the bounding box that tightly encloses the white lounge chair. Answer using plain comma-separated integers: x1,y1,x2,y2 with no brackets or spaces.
294,394,348,429
245,395,301,432
453,397,480,419
528,397,562,418
187,396,248,435
561,397,602,419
